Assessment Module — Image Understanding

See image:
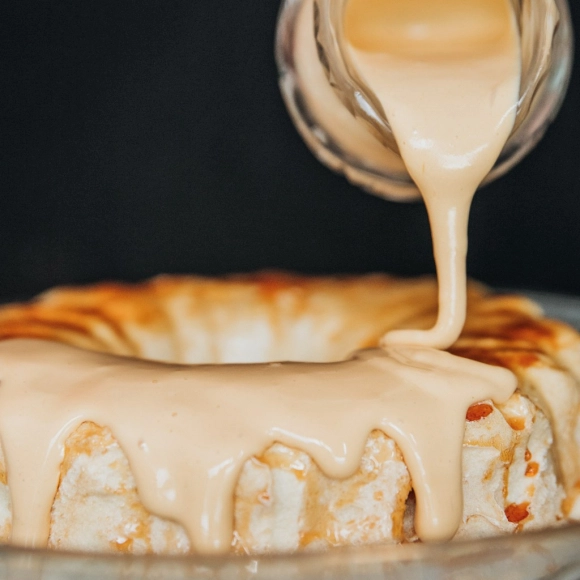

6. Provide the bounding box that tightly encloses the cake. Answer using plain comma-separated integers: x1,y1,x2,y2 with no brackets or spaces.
0,273,578,554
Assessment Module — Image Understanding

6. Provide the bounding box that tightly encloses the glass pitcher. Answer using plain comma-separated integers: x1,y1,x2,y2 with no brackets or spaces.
275,0,573,201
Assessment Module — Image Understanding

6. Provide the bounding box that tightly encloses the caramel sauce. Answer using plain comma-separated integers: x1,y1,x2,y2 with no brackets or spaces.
505,502,530,524
466,403,494,422
0,339,515,552
526,462,540,477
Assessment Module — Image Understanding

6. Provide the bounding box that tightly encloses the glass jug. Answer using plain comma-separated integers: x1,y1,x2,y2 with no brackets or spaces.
275,0,573,201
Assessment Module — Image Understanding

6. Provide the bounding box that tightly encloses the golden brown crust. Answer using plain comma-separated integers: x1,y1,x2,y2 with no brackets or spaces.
0,272,574,366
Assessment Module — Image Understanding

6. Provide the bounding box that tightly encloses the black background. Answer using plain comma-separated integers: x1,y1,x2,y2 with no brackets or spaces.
1,1,579,301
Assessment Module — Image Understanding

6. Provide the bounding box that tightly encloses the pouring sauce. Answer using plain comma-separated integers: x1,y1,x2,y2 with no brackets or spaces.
344,0,521,349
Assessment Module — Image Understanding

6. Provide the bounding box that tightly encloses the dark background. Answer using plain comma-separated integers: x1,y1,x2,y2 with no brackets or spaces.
1,1,579,301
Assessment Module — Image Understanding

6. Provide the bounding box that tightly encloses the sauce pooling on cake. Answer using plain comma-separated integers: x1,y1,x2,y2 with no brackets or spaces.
0,340,515,551
0,0,525,553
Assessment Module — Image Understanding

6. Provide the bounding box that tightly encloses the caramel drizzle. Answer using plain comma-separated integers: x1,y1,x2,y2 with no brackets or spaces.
0,339,515,552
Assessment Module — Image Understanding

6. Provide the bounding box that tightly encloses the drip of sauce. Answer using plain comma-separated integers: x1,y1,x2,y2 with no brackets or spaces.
344,0,521,349
0,339,515,552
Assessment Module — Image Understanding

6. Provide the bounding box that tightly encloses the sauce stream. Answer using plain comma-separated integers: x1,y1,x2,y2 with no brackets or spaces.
345,0,521,349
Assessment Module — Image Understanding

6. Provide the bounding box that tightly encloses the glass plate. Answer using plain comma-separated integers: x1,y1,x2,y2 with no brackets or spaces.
1,291,579,580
